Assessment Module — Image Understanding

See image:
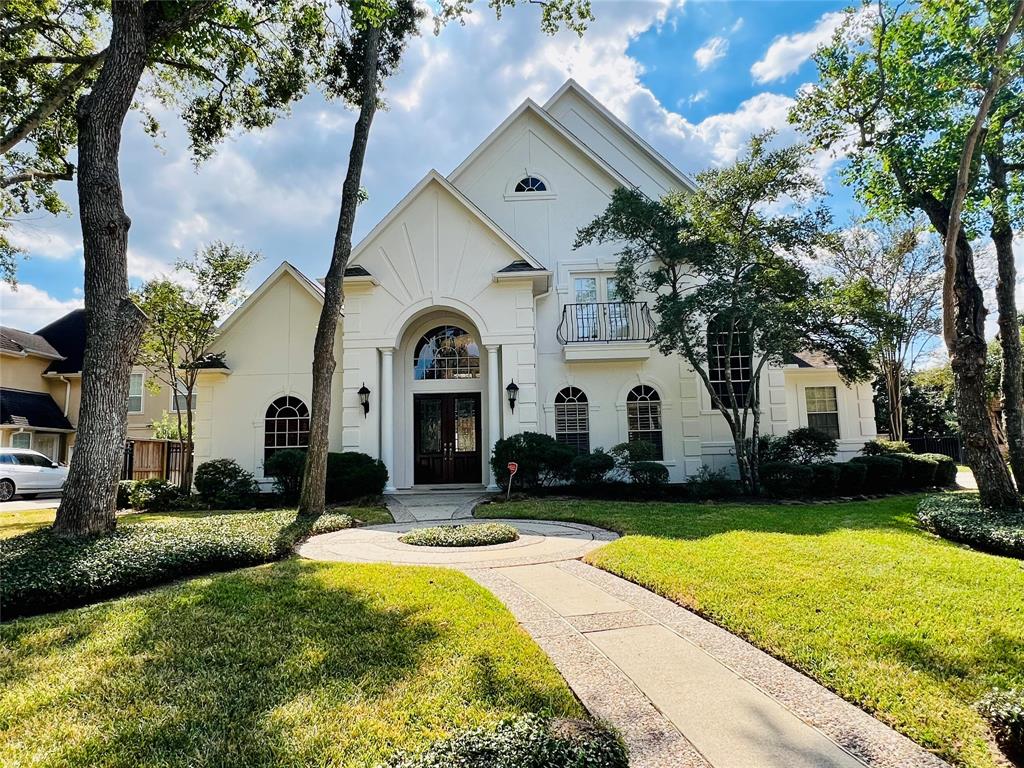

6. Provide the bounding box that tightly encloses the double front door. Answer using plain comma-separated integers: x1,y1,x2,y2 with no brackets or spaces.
413,393,482,485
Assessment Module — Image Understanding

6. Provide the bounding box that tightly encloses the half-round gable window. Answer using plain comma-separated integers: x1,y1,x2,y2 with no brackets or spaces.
514,176,547,193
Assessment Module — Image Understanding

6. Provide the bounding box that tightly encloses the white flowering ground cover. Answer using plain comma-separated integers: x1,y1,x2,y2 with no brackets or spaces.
0,560,582,768
0,508,389,619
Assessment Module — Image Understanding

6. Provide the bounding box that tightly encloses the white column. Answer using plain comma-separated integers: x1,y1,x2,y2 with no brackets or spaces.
380,347,396,492
486,344,501,491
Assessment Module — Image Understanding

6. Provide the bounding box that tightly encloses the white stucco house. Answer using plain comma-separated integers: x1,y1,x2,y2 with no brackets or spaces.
191,80,876,491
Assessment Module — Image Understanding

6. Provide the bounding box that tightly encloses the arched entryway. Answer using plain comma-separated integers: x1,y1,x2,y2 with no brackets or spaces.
392,310,493,489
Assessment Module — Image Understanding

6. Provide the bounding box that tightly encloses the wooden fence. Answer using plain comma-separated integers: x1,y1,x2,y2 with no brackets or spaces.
121,439,190,486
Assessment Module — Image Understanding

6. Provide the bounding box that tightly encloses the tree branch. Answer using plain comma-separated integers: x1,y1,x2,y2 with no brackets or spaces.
0,54,100,71
1,160,75,188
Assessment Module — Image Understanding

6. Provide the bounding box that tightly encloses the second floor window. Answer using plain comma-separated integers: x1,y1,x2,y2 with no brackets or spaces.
708,316,752,406
627,384,663,460
128,373,144,413
554,386,590,455
170,382,197,412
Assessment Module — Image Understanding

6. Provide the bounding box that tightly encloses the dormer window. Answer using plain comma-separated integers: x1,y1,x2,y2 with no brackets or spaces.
514,176,547,193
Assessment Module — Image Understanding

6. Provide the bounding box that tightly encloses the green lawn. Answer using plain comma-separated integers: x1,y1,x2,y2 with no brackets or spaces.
0,559,581,768
479,496,1024,768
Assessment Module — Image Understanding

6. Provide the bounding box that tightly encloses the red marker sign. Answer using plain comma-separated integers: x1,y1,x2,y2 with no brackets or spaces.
506,462,518,499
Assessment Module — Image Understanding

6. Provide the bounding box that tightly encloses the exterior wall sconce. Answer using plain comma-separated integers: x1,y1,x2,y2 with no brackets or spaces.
358,383,371,417
506,379,519,412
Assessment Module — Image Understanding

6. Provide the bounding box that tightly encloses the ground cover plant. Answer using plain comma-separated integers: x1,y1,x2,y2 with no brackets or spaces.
0,560,582,767
399,523,519,547
0,507,390,619
478,495,1024,768
917,493,1024,559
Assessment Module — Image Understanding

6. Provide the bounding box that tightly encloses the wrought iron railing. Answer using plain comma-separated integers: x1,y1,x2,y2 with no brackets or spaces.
556,301,654,344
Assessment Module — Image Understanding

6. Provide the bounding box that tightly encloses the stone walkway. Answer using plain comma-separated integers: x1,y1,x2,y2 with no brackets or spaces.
299,492,949,768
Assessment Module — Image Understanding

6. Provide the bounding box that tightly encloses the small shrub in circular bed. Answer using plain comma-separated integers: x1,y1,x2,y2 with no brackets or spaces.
977,688,1024,761
399,523,519,547
385,713,628,768
917,493,1024,559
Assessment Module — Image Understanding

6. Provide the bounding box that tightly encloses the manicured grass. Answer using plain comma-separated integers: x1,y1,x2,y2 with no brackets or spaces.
0,508,59,540
478,496,1024,768
0,559,582,767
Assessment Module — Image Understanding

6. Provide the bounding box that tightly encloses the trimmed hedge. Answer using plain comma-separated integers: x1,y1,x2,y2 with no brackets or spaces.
264,449,306,502
399,523,519,547
492,432,574,491
861,439,912,455
892,453,938,489
835,461,867,495
128,479,184,512
0,510,358,619
385,714,628,768
325,451,389,502
918,453,957,487
570,449,615,486
760,462,814,498
917,494,1024,559
811,463,840,496
977,688,1024,761
850,455,903,492
194,458,260,508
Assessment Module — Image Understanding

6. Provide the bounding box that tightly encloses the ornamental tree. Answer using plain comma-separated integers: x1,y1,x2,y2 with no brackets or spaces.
576,133,876,495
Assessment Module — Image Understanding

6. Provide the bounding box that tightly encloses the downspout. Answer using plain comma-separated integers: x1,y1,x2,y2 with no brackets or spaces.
59,376,71,415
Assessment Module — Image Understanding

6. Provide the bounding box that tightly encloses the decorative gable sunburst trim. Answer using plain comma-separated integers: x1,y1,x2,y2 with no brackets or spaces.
214,261,323,340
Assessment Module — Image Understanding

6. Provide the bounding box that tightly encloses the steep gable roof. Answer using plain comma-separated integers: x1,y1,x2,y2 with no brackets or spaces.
0,325,64,361
215,261,323,339
447,98,632,191
544,79,695,194
349,170,544,270
36,308,86,373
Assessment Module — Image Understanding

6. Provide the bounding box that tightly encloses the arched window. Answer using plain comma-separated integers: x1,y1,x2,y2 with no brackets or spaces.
514,176,547,193
264,395,309,462
413,325,480,380
554,386,590,455
627,385,663,460
708,316,752,406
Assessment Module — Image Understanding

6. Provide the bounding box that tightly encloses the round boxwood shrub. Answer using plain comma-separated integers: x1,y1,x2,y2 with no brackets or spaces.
850,455,902,492
629,460,669,487
977,688,1024,761
835,461,867,495
399,522,520,547
917,453,957,487
861,438,912,455
810,463,840,496
194,458,260,509
116,480,135,510
892,453,938,489
491,432,574,491
325,451,389,502
264,448,306,502
917,493,1024,558
759,461,814,498
571,449,615,486
128,478,183,512
385,714,628,768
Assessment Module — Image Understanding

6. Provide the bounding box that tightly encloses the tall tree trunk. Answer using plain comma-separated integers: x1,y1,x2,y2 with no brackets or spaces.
53,1,149,536
884,361,904,442
988,143,1024,488
297,26,381,519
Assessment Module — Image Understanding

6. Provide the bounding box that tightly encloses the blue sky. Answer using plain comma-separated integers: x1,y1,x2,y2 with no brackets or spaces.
3,1,874,331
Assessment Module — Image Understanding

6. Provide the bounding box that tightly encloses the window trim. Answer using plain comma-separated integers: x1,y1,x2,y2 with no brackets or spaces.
504,172,556,201
554,386,590,455
803,384,841,440
168,381,197,413
263,395,310,466
626,384,664,461
127,372,145,414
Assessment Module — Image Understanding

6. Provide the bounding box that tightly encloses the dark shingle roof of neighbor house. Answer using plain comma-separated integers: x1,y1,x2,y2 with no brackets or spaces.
0,326,63,360
344,265,372,277
0,388,74,430
183,352,230,370
35,308,87,374
788,350,834,368
497,260,545,273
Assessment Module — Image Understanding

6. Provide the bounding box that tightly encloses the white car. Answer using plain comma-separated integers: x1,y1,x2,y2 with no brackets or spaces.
0,448,69,501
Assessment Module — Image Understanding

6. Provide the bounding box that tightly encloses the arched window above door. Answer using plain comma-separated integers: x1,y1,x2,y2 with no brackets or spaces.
413,325,480,380
264,395,309,462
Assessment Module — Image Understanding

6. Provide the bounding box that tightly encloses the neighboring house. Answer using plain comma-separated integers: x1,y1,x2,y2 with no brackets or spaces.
0,309,178,461
197,80,873,489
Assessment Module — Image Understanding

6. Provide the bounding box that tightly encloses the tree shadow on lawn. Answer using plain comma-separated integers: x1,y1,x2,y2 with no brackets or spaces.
881,626,1024,693
0,560,572,768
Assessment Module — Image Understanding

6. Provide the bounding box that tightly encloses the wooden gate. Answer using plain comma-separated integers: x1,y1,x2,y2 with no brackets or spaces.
122,440,191,484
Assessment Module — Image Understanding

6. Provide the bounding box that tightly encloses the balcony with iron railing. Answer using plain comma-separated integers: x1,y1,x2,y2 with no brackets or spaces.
557,302,655,360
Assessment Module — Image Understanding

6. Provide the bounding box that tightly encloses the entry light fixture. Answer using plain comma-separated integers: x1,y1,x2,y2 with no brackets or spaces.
358,383,371,417
506,379,520,412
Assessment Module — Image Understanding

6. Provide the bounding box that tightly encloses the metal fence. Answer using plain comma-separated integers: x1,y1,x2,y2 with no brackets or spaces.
906,435,963,463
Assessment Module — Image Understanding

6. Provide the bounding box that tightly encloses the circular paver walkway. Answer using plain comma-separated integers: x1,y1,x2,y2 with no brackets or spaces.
297,518,618,568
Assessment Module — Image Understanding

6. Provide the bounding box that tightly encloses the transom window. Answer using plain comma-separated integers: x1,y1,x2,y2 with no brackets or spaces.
514,176,547,193
708,316,752,406
413,325,480,380
264,395,309,462
627,385,663,460
805,386,840,439
554,386,590,455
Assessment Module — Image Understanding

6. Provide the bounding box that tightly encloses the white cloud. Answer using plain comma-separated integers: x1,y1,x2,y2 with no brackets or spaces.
694,36,728,70
730,18,744,33
751,9,852,83
6,224,79,260
0,282,83,331
687,90,708,106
